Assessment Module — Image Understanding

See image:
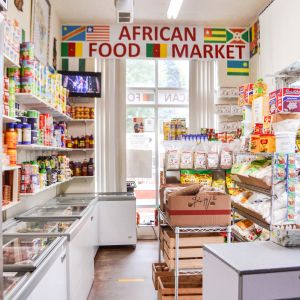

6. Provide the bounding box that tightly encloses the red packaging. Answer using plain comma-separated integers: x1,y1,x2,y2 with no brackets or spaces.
254,123,263,134
269,91,277,115
276,88,300,113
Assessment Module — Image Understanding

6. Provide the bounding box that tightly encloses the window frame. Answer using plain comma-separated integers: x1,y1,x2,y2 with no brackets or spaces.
126,59,189,209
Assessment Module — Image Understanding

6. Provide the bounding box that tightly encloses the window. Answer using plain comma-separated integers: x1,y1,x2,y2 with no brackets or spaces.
126,60,189,225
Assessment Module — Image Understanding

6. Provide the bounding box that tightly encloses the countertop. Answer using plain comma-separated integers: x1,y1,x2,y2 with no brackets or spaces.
204,241,300,275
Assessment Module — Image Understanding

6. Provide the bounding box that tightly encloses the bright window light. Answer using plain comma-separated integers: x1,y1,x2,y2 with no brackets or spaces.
167,0,183,19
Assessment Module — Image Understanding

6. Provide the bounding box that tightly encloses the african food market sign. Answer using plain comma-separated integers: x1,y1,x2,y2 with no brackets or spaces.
61,24,250,61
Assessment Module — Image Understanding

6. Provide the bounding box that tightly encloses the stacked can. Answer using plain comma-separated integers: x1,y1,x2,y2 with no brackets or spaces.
20,42,35,93
21,162,40,193
7,67,20,93
26,110,39,145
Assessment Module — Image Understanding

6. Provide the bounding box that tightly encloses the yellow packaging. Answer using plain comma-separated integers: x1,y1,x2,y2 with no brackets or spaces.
163,122,170,140
250,134,260,153
260,134,275,153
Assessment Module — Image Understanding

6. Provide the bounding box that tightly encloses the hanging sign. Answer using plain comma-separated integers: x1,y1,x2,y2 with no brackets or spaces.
61,25,250,61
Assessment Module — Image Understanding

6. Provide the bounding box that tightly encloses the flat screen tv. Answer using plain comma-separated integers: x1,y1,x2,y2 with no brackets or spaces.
59,71,101,98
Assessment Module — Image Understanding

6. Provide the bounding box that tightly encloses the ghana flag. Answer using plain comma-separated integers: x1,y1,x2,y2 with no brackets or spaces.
227,60,249,76
146,44,168,58
61,42,83,57
204,28,227,43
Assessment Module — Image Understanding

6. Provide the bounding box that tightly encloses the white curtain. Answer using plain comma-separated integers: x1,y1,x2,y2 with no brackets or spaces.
96,59,127,192
189,60,216,132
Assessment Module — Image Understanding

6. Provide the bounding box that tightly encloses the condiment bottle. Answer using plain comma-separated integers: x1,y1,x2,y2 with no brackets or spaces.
82,159,88,176
89,135,94,148
88,158,94,176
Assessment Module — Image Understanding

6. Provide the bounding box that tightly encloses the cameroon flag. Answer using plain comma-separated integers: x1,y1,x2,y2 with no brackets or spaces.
146,44,168,58
227,60,249,76
61,42,83,57
204,28,227,43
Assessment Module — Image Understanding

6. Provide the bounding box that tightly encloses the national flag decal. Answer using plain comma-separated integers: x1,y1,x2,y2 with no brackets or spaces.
86,26,110,42
62,26,86,41
61,42,83,57
226,28,249,44
204,28,227,43
249,21,259,57
227,60,249,76
146,44,168,58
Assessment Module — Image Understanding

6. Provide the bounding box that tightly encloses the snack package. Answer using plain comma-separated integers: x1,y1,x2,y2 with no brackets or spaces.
165,149,180,170
212,179,226,192
226,170,238,195
194,142,207,169
180,170,212,186
180,143,194,169
207,141,220,169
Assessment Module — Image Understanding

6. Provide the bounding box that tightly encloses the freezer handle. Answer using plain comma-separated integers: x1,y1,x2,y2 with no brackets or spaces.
61,253,67,263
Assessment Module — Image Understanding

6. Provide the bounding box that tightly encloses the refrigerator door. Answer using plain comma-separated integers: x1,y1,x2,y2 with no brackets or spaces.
3,236,61,271
98,198,137,246
17,205,88,221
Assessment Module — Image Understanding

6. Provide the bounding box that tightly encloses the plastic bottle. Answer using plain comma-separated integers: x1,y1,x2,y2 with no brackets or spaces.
5,123,17,149
88,158,94,176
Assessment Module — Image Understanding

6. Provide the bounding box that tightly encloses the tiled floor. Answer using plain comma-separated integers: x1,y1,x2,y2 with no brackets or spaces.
88,241,157,300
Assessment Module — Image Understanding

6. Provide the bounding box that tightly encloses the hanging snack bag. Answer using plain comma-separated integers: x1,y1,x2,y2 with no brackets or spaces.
194,142,207,169
180,143,194,169
207,141,220,169
165,148,180,170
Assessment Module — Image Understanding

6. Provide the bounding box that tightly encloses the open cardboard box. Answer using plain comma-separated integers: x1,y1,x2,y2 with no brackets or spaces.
165,191,231,227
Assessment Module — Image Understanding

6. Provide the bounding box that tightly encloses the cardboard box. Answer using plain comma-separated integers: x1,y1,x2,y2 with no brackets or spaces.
165,191,231,227
276,88,300,113
159,184,190,211
152,263,172,290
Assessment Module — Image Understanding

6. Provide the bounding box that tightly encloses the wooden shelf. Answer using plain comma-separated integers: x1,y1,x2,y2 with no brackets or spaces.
15,93,72,121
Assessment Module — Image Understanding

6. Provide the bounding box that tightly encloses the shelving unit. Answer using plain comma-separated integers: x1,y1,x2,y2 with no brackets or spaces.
158,209,231,300
17,144,73,151
3,54,20,68
70,148,94,152
2,201,22,211
15,93,72,121
2,165,21,172
20,178,73,197
72,176,95,179
3,115,20,123
231,152,276,234
68,119,95,123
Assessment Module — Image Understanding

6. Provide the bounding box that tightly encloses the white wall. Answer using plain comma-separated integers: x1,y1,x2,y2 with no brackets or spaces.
260,0,300,90
6,0,61,69
218,60,250,88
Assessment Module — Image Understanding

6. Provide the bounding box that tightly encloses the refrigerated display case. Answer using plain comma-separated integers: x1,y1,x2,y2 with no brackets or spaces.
4,272,30,299
17,205,89,221
3,235,61,271
98,192,137,246
47,194,97,206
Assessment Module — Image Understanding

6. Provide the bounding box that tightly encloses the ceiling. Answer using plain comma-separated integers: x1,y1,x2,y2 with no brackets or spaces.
51,0,273,27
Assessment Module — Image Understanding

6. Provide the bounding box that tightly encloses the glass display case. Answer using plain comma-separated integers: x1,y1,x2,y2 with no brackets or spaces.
4,272,30,299
3,220,75,237
3,236,60,271
17,205,88,221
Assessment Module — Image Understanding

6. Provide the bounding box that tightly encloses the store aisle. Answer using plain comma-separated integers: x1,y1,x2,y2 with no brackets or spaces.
88,241,157,300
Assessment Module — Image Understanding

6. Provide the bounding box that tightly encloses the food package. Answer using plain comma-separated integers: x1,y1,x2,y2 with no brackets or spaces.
180,170,212,186
165,149,180,170
212,179,226,192
194,142,207,169
276,88,300,113
180,144,194,169
226,170,238,195
207,142,220,169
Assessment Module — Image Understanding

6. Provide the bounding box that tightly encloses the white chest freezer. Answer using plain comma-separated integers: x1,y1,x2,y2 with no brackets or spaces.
98,192,137,247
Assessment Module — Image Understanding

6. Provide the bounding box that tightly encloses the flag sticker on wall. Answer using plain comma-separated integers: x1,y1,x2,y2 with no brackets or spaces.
86,26,110,41
204,28,227,43
227,60,249,76
226,28,249,44
146,44,168,58
61,42,83,57
62,26,86,41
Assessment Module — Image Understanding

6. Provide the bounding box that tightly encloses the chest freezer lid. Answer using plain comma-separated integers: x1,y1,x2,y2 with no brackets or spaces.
3,235,62,272
204,241,300,275
97,192,136,201
16,205,88,220
4,271,30,300
3,220,75,236
47,196,97,206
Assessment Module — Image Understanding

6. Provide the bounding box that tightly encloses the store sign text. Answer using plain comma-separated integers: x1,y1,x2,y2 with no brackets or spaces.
62,25,250,61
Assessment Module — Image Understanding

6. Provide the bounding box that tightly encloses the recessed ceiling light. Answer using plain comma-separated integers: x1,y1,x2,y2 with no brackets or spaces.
167,0,183,19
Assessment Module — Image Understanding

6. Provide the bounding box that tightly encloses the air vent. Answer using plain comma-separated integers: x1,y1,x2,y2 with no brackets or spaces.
115,0,134,23
118,11,132,23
